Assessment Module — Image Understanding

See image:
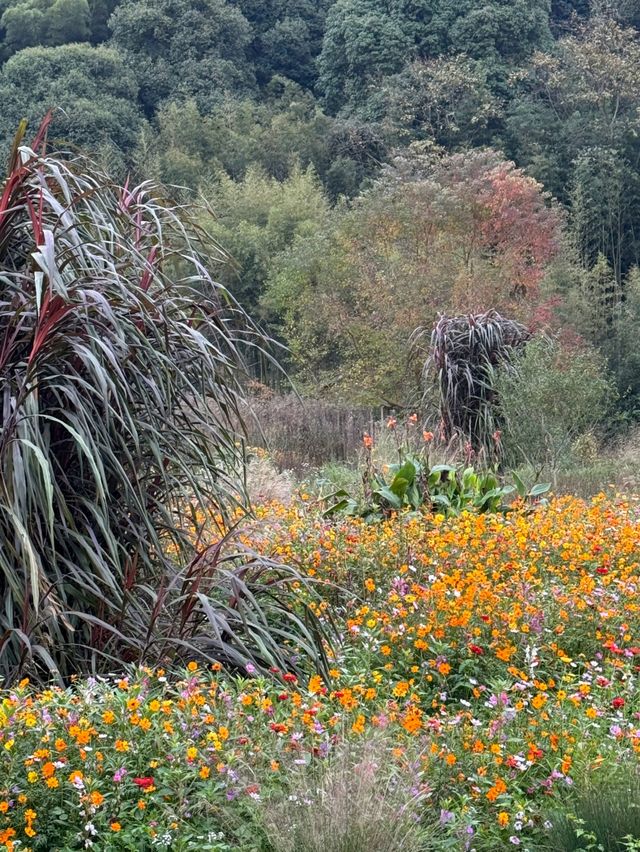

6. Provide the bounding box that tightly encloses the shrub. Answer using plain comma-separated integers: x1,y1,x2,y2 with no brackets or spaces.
495,337,616,477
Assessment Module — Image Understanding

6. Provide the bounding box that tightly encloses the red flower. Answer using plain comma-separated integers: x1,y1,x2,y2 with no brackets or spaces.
282,673,297,683
469,644,484,656
612,697,625,710
277,693,289,701
133,777,154,789
596,567,609,575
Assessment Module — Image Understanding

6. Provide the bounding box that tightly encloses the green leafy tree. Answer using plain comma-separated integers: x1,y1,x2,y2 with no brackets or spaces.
109,0,254,115
550,0,590,35
317,0,424,112
0,0,90,59
266,148,563,403
136,88,385,198
507,16,640,276
318,0,551,112
201,165,329,316
0,44,143,157
369,55,501,147
230,0,332,88
88,0,118,42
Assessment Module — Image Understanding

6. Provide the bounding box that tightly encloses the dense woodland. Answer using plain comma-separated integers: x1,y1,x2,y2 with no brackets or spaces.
7,0,640,442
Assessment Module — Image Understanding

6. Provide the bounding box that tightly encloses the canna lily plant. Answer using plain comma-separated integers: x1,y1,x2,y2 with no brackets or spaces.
0,116,328,684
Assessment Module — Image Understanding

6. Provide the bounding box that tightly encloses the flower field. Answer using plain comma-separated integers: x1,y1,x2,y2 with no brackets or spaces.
2,495,640,850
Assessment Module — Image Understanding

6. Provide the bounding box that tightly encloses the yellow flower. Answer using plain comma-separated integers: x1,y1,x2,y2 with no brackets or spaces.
199,766,211,779
110,822,122,832
351,714,365,735
114,740,129,752
497,812,510,827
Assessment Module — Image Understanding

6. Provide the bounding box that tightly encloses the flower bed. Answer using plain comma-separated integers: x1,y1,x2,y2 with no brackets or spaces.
1,496,640,850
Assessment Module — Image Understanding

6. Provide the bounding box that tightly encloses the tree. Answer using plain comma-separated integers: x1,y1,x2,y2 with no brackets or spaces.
496,337,615,476
506,15,640,288
201,165,329,316
0,44,143,158
317,0,422,112
369,55,501,148
266,148,564,403
550,0,590,35
0,0,91,59
135,87,385,198
229,0,332,88
109,0,254,115
317,0,551,112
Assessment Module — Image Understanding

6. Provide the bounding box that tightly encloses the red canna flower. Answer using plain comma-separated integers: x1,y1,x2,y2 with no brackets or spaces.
133,777,154,789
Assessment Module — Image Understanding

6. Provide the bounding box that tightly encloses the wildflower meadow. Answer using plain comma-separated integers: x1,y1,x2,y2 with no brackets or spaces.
2,493,639,851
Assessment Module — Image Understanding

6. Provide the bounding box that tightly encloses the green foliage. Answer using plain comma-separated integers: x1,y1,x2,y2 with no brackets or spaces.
317,0,421,112
199,165,329,316
266,149,562,404
545,771,640,851
317,0,551,112
323,444,540,521
495,337,616,474
0,122,327,683
0,0,90,59
136,89,383,199
109,0,254,115
0,43,143,159
230,0,332,88
368,56,501,148
507,16,640,273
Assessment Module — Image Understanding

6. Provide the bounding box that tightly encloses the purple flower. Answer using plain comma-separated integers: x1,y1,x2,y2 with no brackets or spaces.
113,767,127,783
439,809,455,826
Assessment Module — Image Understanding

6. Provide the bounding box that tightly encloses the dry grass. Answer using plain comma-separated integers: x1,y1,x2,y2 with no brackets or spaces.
260,736,437,852
245,452,296,506
243,392,378,473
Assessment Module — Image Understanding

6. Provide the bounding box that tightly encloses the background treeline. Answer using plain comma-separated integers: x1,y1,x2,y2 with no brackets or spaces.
5,0,640,480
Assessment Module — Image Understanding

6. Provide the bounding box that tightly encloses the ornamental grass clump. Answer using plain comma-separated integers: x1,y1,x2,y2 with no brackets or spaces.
261,736,437,852
0,116,325,684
